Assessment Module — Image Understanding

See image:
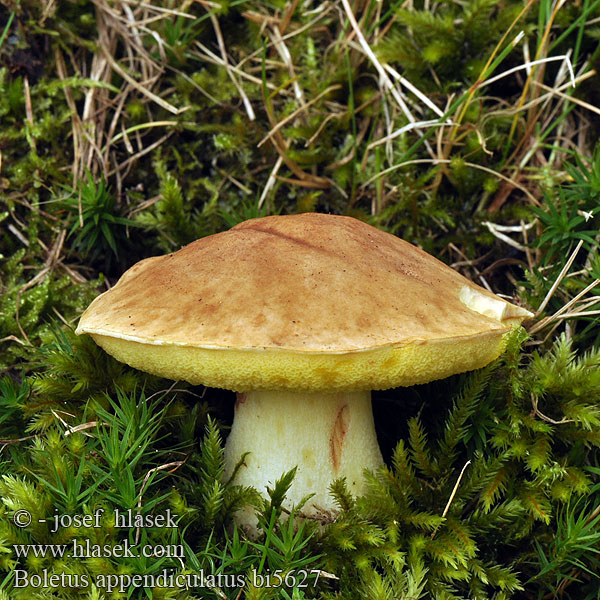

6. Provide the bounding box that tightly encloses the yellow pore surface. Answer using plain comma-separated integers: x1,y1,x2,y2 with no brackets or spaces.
92,329,510,393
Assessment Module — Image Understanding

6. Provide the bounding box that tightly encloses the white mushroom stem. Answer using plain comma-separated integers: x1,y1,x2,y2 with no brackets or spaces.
223,390,383,528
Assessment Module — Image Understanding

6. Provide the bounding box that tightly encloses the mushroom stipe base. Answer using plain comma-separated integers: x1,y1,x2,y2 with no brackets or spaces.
89,330,514,393
223,390,383,527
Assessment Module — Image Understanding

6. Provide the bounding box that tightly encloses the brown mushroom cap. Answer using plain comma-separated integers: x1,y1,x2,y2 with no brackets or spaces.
76,213,532,391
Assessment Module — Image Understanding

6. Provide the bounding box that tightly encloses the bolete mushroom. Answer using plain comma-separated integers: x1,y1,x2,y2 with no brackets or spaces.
76,213,532,528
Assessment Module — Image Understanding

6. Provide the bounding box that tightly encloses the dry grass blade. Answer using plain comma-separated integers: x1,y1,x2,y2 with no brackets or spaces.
108,132,175,178
367,120,449,151
55,49,83,186
529,277,600,335
431,460,471,540
194,40,285,94
99,46,181,115
340,0,425,129
261,73,332,190
209,11,256,121
134,459,186,545
23,76,35,152
383,64,445,118
306,113,343,148
258,156,283,209
0,435,38,455
105,121,179,149
481,54,575,89
54,0,204,187
7,224,29,247
120,0,194,19
269,25,304,105
64,421,108,437
362,158,538,205
258,84,342,148
533,77,600,117
534,240,584,318
484,222,529,252
507,0,569,144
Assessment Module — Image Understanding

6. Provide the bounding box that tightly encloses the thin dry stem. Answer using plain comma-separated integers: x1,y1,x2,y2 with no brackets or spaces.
431,460,471,540
534,240,584,318
362,158,538,205
531,394,574,425
210,11,256,120
530,277,600,334
258,84,342,148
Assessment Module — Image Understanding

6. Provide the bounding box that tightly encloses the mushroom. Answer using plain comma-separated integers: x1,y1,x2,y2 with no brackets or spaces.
76,213,532,529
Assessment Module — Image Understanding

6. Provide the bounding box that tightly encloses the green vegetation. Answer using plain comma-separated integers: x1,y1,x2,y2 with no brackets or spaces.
1,0,599,598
